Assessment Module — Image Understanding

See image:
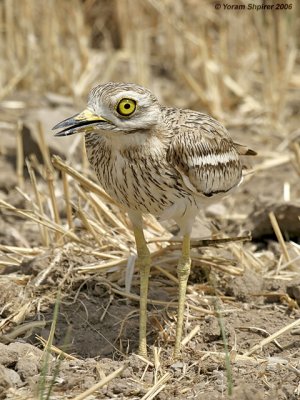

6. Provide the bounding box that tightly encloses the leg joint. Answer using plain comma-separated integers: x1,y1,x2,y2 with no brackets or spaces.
177,257,191,280
138,253,152,270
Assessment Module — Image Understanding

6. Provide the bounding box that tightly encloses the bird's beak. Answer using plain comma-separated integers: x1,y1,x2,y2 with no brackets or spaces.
52,109,108,137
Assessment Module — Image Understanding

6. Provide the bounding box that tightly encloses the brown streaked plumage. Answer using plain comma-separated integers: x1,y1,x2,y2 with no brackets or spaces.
53,82,256,359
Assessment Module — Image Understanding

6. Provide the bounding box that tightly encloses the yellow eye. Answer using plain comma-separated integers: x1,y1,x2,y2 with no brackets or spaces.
116,98,136,116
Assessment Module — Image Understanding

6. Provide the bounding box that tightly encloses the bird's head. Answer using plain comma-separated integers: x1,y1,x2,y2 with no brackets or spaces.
53,82,161,137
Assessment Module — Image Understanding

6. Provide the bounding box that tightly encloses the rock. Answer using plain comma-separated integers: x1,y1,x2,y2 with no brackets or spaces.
8,343,49,380
16,358,39,380
222,267,263,302
8,342,44,359
0,343,18,367
287,280,300,304
0,365,22,388
249,202,300,240
203,316,221,342
0,364,22,399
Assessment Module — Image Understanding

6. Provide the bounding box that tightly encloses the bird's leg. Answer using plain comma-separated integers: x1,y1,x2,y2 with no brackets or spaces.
133,227,151,358
174,234,191,358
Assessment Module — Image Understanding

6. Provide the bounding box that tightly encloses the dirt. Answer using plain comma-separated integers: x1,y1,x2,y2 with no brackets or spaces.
0,96,300,400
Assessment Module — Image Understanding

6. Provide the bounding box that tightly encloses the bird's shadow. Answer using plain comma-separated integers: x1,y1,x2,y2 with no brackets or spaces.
25,282,162,359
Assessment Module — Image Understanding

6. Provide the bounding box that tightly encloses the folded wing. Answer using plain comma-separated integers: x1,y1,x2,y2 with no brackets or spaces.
166,110,256,197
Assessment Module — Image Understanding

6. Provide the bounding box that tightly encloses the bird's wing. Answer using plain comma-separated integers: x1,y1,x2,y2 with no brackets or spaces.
166,109,254,196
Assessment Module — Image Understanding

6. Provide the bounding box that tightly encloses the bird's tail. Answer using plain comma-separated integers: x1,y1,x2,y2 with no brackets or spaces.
234,142,257,156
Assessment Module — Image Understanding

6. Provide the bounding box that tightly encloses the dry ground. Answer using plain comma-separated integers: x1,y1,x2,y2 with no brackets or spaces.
0,92,299,400
0,1,300,399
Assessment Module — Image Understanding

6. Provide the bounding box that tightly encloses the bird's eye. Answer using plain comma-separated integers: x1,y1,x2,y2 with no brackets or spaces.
116,98,136,116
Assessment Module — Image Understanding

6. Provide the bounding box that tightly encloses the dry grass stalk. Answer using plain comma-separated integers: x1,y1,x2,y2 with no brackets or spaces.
76,257,128,273
76,207,103,248
133,353,154,367
46,167,62,242
0,301,33,331
192,256,243,276
88,192,133,239
100,280,214,315
141,372,172,400
62,170,74,230
36,334,79,361
244,318,300,357
199,350,263,364
254,154,291,173
26,159,49,246
52,155,115,204
283,181,291,202
1,321,47,344
0,253,22,267
33,250,62,287
181,324,200,346
276,253,300,273
0,62,33,100
1,0,297,128
74,185,132,248
70,365,126,400
153,347,162,383
15,120,24,188
162,235,251,248
0,260,20,267
269,211,291,264
73,246,121,260
36,121,53,172
81,135,89,172
238,325,283,350
230,242,265,272
154,265,179,285
0,3,299,397
292,142,300,175
0,198,81,243
77,215,130,253
151,251,243,276
42,299,58,353
73,185,106,233
1,245,35,257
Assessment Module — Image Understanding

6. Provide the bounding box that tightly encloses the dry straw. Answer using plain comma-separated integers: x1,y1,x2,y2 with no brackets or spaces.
0,1,299,399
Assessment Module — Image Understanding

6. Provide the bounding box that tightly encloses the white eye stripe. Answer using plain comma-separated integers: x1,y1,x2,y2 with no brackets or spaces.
188,152,237,167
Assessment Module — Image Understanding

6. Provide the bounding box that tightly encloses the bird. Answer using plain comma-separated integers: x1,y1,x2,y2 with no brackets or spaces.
53,82,256,359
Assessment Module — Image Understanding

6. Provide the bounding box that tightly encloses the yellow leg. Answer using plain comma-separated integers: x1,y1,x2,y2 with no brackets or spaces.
174,234,191,358
133,227,151,358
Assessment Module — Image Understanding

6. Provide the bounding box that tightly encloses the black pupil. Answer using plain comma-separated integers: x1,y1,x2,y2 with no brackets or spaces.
124,103,131,109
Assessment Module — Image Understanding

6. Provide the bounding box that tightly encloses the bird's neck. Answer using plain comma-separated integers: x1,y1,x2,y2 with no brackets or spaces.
107,130,152,150
90,127,169,155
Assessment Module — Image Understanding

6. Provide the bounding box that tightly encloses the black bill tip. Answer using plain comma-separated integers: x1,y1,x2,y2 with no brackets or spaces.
53,109,108,137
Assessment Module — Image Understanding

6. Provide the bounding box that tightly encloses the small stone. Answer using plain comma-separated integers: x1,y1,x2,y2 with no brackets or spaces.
0,343,18,367
16,358,39,380
0,365,22,388
171,361,185,370
287,281,300,303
